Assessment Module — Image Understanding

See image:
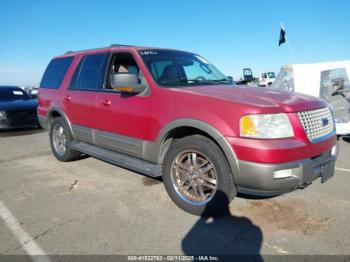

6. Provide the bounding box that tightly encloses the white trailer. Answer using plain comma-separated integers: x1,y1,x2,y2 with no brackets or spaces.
271,60,350,135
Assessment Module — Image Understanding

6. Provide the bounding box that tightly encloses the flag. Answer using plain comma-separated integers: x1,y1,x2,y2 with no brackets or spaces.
279,26,286,46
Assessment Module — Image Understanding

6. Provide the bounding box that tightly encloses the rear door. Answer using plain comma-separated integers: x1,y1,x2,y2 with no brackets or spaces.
62,52,109,144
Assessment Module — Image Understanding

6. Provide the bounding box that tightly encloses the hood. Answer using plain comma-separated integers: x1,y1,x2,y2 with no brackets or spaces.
0,99,38,111
174,85,326,112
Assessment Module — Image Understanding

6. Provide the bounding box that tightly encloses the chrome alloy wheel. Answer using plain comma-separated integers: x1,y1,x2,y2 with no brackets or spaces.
52,125,67,156
170,150,218,205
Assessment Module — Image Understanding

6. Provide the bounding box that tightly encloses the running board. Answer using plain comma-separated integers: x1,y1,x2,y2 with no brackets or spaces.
71,141,162,177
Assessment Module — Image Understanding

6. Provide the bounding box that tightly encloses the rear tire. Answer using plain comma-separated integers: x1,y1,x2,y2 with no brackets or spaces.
49,117,80,162
162,135,236,216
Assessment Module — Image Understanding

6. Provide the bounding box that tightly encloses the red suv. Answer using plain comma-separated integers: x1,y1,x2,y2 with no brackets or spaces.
38,44,338,215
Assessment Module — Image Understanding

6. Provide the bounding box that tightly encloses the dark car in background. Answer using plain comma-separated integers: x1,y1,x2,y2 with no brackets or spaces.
0,86,39,130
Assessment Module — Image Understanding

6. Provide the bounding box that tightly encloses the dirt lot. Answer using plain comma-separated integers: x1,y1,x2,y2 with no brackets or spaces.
0,129,349,259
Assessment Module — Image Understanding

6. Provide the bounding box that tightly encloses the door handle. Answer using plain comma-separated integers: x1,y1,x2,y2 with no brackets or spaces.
63,96,71,102
101,99,111,106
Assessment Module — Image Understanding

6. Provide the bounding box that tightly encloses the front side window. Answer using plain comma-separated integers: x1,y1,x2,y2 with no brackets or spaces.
70,53,108,90
139,50,232,87
105,52,149,92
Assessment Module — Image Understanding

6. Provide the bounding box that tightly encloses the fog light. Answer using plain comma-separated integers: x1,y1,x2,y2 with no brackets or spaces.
273,169,293,179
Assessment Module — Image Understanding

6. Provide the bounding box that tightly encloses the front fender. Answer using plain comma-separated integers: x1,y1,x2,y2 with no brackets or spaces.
148,118,240,181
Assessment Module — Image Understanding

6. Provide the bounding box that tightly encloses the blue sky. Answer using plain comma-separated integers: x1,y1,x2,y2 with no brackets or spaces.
0,0,349,86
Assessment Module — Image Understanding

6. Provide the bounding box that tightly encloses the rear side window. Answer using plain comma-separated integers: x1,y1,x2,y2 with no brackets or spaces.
70,53,108,90
40,57,74,89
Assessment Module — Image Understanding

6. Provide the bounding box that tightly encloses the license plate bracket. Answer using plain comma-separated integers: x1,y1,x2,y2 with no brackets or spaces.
321,160,335,183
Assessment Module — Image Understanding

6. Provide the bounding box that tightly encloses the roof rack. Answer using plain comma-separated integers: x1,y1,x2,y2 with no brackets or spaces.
109,44,134,47
64,44,134,55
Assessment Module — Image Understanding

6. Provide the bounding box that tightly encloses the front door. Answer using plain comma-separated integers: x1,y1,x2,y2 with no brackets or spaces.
95,52,153,157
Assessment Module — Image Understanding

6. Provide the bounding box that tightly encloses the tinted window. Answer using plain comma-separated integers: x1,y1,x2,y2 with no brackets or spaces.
0,86,31,101
40,57,74,89
70,53,107,90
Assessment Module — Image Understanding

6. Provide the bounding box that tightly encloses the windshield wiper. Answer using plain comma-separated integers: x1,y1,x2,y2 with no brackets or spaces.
206,78,233,83
160,78,233,86
160,78,201,85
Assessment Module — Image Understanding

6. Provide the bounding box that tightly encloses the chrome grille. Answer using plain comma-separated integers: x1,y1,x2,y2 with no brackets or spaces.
297,107,335,142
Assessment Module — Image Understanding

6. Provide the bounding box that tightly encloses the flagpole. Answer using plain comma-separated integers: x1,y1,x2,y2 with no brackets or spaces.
280,22,296,64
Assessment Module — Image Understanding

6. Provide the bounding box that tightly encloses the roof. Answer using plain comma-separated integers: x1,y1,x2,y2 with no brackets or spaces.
57,44,188,59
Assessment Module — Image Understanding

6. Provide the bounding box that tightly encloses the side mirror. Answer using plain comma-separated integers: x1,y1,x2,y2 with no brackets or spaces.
110,73,146,93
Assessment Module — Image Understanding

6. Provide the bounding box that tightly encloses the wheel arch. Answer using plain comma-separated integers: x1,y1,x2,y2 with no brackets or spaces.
153,119,240,179
47,107,75,138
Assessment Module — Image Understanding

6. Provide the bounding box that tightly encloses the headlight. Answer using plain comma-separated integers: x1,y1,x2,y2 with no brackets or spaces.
240,113,294,139
0,111,7,121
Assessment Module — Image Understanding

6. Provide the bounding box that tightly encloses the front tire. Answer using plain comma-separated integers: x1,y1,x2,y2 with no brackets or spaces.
49,117,80,162
162,135,237,216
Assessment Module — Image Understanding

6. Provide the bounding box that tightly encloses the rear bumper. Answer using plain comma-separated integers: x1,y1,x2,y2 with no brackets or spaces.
235,144,339,196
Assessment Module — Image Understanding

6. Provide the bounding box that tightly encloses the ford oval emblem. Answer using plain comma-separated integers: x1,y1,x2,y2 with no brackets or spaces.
322,118,329,127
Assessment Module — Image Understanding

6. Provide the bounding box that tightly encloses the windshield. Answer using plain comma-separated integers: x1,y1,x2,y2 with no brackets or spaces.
268,72,276,78
0,87,31,101
139,50,232,87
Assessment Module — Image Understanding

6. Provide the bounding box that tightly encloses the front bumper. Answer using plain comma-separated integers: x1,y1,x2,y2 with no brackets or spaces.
0,123,39,130
0,118,39,130
236,144,339,196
